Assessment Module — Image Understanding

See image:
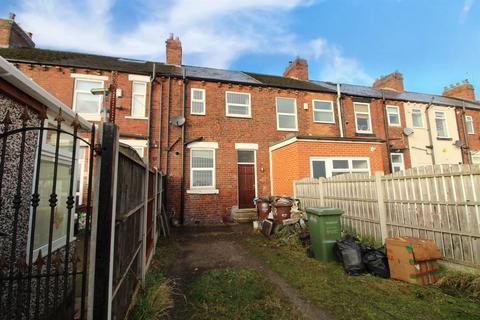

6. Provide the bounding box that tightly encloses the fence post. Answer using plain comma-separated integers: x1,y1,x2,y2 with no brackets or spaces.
375,171,388,243
92,123,119,320
293,180,297,198
318,178,325,206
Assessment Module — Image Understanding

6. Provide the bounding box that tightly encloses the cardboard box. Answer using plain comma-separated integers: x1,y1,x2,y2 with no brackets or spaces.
386,237,441,285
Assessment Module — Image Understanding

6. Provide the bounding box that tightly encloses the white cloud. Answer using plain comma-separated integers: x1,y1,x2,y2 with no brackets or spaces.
13,0,372,83
460,0,475,23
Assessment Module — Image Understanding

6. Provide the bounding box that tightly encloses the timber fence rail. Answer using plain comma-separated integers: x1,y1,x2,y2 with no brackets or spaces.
294,164,480,267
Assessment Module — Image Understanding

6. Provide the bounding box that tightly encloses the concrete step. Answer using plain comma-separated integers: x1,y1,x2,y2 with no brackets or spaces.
231,208,257,223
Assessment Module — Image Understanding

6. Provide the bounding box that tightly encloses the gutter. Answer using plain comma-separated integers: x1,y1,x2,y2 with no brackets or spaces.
425,97,436,165
336,83,344,137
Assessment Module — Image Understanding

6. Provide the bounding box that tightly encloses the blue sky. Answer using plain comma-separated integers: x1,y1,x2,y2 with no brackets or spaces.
1,0,478,95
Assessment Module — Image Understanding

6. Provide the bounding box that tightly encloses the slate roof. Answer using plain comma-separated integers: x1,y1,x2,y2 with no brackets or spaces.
1,47,479,108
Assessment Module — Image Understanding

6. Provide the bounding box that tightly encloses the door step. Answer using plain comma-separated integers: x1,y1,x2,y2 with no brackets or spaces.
231,208,257,223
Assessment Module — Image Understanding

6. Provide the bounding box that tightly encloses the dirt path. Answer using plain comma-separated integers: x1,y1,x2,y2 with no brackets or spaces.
167,225,328,320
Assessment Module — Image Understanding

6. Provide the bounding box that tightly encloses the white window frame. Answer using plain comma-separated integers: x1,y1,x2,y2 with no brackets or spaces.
312,100,335,124
225,91,251,118
354,102,373,134
386,105,401,127
119,139,148,160
72,78,104,121
309,157,371,178
126,81,148,119
191,88,206,115
187,142,219,194
466,115,475,134
434,111,449,138
411,108,424,128
390,153,405,172
275,97,298,131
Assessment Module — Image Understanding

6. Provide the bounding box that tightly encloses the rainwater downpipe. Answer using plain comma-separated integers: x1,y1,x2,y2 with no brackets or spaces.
165,77,172,176
381,90,393,173
158,81,163,169
147,63,156,168
179,68,187,225
461,100,472,164
336,83,344,137
425,97,436,165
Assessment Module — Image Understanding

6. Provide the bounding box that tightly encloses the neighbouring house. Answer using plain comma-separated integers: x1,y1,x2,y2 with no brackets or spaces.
0,55,91,319
1,14,480,225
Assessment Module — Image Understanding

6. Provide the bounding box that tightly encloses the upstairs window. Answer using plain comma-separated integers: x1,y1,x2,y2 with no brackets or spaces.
226,92,251,117
386,105,400,126
131,81,147,117
313,100,335,123
276,97,298,131
354,102,372,133
435,111,448,138
191,88,206,115
73,79,103,115
411,108,424,128
466,116,475,134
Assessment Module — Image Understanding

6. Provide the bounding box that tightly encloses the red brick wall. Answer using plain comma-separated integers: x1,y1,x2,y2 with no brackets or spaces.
0,19,10,47
271,140,387,195
455,108,480,162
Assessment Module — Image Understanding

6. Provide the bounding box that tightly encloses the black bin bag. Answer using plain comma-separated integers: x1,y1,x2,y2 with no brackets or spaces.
333,235,365,275
361,246,390,278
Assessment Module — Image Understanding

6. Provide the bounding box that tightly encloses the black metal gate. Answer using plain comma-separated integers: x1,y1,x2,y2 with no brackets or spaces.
0,108,95,320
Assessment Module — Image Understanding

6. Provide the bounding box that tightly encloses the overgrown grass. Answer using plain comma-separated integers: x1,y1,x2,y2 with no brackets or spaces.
242,235,480,320
185,267,301,320
436,271,480,303
129,240,178,320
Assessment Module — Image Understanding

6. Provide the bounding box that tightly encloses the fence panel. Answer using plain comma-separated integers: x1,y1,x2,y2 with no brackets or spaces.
294,164,480,267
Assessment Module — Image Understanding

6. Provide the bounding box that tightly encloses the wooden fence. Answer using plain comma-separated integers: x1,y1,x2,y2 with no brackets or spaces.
293,164,480,267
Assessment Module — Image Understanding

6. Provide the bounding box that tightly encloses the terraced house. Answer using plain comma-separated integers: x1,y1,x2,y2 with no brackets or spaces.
1,14,479,225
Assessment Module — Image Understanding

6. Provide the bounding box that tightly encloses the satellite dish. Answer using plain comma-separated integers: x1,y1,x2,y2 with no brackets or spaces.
454,140,465,148
403,127,414,136
170,116,185,127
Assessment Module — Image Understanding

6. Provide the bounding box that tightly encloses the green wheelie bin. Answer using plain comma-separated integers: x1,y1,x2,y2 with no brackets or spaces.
306,208,343,262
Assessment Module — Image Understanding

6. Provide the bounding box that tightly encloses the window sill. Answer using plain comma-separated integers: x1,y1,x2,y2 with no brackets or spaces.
187,189,219,195
388,124,401,127
355,132,375,137
437,137,452,141
226,115,252,119
313,121,336,124
191,113,206,116
78,113,102,122
125,116,148,120
277,128,298,132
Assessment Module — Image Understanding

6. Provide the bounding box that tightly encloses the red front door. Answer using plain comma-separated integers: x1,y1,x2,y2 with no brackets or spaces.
238,164,255,209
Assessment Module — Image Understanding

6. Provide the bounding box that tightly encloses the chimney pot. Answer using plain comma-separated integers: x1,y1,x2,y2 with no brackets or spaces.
8,12,15,20
27,32,33,38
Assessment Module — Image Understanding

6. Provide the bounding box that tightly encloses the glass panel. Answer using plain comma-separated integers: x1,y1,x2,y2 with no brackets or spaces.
356,113,370,131
192,150,214,168
34,157,72,250
227,92,249,105
467,117,474,133
314,101,332,111
193,89,204,100
228,104,249,115
278,114,296,129
436,118,447,137
132,94,145,116
314,110,334,122
76,92,101,114
391,154,402,163
133,82,146,94
192,170,213,187
435,112,445,119
312,160,326,178
412,110,423,127
76,79,102,91
392,165,401,173
332,159,349,169
352,160,368,169
354,103,369,113
276,98,295,113
238,150,254,163
191,101,205,114
387,107,399,125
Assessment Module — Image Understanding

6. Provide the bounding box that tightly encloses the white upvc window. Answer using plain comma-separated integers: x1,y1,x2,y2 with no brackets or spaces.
226,91,251,118
73,78,104,117
187,142,219,194
119,139,148,159
390,153,405,173
191,88,206,115
354,102,372,133
310,157,370,178
313,100,335,123
466,116,475,134
434,111,449,138
276,97,298,131
130,81,147,118
386,105,401,126
411,108,424,128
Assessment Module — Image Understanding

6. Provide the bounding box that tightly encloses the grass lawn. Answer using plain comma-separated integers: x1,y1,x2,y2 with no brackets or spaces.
242,235,480,320
185,267,301,320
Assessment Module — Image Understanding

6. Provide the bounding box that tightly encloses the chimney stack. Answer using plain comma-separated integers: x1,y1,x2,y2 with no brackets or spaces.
0,13,35,48
8,12,15,20
165,33,182,66
442,80,475,100
283,57,308,81
373,71,404,91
